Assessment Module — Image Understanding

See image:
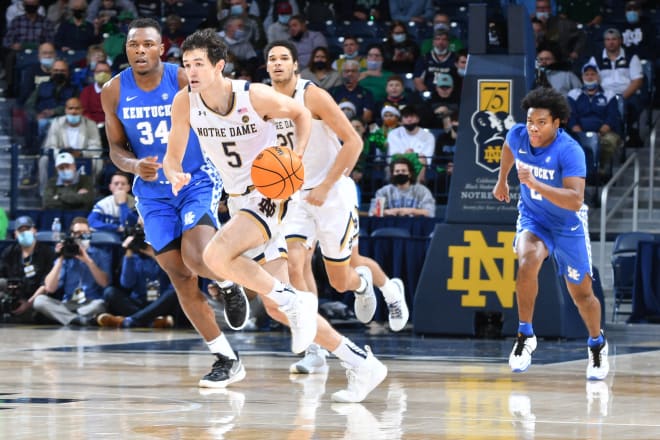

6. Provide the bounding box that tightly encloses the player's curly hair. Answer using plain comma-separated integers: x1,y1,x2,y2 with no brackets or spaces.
181,29,228,66
521,87,570,123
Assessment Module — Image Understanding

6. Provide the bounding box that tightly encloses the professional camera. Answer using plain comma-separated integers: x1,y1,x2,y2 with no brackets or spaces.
60,235,81,258
0,278,22,318
124,224,147,252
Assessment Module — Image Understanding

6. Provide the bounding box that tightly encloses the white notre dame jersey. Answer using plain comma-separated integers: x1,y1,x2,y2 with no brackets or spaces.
189,79,277,194
272,78,341,188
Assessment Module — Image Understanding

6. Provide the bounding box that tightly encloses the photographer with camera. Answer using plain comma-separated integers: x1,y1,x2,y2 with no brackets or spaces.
0,216,56,323
96,218,180,328
87,171,138,236
34,217,111,326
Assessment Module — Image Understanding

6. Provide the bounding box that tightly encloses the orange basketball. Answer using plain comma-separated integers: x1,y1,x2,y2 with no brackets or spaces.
251,146,305,199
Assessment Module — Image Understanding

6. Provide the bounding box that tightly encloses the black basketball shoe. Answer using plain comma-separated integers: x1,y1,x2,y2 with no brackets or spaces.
215,281,250,330
199,353,246,388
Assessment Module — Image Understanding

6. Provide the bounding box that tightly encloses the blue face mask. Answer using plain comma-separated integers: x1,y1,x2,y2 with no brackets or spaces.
234,29,246,40
58,169,75,181
17,230,35,247
40,57,54,68
366,60,382,71
535,11,549,21
278,15,290,25
583,80,599,90
230,4,243,15
66,114,81,125
392,33,406,43
626,11,639,23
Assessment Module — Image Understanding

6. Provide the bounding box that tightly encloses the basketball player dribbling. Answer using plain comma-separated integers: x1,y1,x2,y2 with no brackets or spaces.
101,18,248,388
163,29,388,403
265,41,408,376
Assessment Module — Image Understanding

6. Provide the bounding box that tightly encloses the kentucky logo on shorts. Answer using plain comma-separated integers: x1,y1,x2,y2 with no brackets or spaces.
471,80,515,172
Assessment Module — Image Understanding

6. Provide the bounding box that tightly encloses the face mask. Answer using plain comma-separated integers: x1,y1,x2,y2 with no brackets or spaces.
312,61,326,70
230,5,243,15
626,11,639,23
17,230,35,247
72,9,85,19
40,57,54,68
234,29,245,40
383,117,398,128
457,67,466,77
88,61,97,71
535,12,549,21
24,4,39,13
291,31,304,41
433,47,448,56
58,169,75,181
434,23,449,31
392,174,410,185
366,60,382,71
343,52,356,59
403,123,417,131
392,33,406,43
66,114,82,125
94,71,111,85
52,73,66,84
80,239,91,250
583,80,599,90
278,15,290,24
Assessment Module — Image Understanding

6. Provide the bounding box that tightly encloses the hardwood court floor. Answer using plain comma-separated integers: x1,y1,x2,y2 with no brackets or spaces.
1,324,659,439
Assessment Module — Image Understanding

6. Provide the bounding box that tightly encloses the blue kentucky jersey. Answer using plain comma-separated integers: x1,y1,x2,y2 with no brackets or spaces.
117,62,208,198
506,123,586,227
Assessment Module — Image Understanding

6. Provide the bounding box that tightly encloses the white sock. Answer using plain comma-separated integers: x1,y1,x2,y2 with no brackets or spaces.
267,279,291,306
379,278,399,304
332,337,367,369
206,333,237,360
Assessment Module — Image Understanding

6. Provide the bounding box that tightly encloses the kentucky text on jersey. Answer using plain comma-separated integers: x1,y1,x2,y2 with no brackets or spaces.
196,123,257,137
515,159,556,181
121,104,172,119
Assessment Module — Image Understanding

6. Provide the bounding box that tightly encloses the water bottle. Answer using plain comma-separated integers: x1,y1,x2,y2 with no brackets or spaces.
51,217,61,241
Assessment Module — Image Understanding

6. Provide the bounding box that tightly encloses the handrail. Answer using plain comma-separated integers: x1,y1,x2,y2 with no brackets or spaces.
599,152,639,275
647,117,658,217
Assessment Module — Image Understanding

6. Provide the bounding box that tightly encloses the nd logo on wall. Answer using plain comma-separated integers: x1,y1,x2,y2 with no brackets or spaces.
470,80,515,172
447,229,518,308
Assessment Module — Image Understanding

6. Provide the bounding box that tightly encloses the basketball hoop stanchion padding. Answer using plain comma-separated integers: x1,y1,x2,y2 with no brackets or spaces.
413,4,599,338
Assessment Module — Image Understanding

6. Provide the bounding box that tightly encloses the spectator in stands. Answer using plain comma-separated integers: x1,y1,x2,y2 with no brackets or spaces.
161,14,185,62
420,12,465,56
534,45,581,95
34,216,110,326
588,28,644,148
418,72,460,129
220,16,259,70
2,0,56,98
453,49,467,92
388,0,433,24
287,14,327,67
219,0,266,51
17,41,56,105
332,36,367,73
379,75,411,115
43,151,96,210
358,44,393,103
367,104,399,162
96,223,180,328
79,59,110,125
266,2,292,44
85,0,135,24
386,105,435,183
533,0,586,62
54,0,99,52
330,59,376,125
382,21,420,75
0,215,56,323
71,44,107,89
617,0,654,61
299,46,341,90
88,171,137,235
6,0,47,25
413,29,455,94
46,0,69,29
262,0,300,30
39,97,102,193
567,62,623,179
25,58,80,150
372,156,436,217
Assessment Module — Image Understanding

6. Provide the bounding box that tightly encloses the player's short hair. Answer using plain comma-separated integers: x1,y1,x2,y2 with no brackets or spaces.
181,29,228,66
265,40,299,64
521,87,570,123
127,18,161,35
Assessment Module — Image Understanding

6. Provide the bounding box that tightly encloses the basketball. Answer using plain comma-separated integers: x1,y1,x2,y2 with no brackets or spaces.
251,146,305,199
